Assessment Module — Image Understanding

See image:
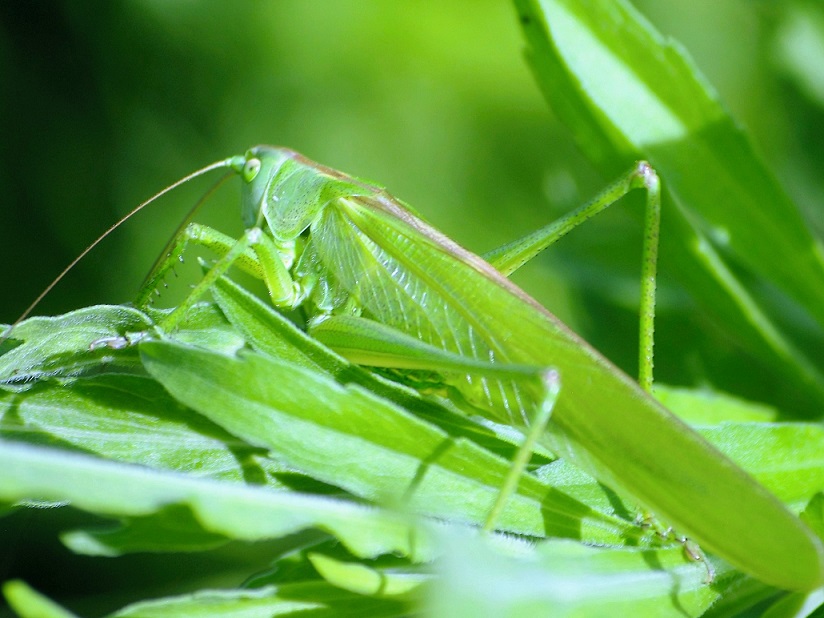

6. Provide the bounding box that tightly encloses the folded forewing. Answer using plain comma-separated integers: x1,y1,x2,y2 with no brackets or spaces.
312,197,539,426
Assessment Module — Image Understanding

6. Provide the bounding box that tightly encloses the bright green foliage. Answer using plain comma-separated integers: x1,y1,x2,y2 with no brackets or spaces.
427,535,728,617
4,1,824,617
2,291,824,615
3,581,80,618
515,0,824,406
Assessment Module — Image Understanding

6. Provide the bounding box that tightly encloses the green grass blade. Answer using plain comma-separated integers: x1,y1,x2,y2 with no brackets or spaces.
3,580,80,618
307,553,428,598
761,588,824,618
516,0,824,309
109,582,411,618
61,503,234,556
801,494,824,542
655,386,777,424
210,274,349,375
698,423,824,511
427,535,725,618
0,374,268,482
654,389,824,512
139,338,650,546
0,439,438,562
514,0,824,403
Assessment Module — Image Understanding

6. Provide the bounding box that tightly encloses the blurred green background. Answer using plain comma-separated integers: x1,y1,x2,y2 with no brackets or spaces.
2,1,824,398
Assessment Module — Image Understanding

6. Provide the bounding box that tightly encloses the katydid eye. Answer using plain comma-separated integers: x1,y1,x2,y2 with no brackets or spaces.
242,158,261,183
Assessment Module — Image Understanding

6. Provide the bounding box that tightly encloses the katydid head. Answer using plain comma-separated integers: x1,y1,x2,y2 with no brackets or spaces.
229,146,293,229
232,146,354,243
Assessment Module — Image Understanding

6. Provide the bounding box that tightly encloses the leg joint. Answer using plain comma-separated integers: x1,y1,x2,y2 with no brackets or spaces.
632,161,660,192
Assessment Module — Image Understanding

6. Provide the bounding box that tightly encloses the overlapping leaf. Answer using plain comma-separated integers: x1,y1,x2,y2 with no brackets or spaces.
514,0,824,408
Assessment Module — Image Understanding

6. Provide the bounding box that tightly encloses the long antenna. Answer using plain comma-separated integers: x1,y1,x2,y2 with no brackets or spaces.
2,157,235,342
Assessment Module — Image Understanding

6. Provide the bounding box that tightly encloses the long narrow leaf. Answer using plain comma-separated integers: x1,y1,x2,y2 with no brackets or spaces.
0,374,268,482
0,439,438,562
427,534,726,618
140,338,652,546
514,0,824,404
